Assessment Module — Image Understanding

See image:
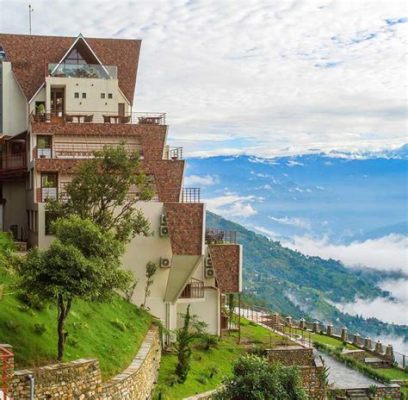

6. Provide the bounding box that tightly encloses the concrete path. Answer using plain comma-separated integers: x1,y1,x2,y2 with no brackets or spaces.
315,350,385,389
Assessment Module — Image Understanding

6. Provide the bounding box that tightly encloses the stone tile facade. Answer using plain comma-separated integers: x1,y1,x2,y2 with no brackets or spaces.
31,122,168,161
8,327,160,399
208,244,241,293
165,203,204,255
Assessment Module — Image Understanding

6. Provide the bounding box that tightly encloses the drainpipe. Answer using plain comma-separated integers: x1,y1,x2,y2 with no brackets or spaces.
27,374,35,400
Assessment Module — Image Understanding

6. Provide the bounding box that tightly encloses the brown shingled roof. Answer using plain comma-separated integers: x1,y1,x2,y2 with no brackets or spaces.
0,33,140,104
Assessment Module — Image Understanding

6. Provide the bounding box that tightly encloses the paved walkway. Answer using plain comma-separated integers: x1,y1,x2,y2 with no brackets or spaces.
315,350,385,389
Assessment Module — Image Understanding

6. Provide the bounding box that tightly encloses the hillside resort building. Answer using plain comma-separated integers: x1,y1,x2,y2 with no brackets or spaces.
0,33,242,336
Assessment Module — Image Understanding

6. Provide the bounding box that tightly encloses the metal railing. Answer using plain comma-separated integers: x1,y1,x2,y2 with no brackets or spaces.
0,345,14,400
48,63,117,79
179,278,205,299
31,111,166,125
164,146,183,160
181,187,201,203
205,228,237,244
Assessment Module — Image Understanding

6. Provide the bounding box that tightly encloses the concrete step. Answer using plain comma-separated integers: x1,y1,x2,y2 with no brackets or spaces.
346,388,369,400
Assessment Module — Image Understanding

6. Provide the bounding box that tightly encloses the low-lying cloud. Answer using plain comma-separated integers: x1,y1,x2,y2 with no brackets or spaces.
205,194,258,218
269,216,311,230
184,174,218,186
281,234,408,273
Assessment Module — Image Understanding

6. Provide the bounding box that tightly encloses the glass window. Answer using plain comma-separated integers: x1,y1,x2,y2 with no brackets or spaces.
74,92,79,98
37,136,52,149
108,93,113,99
41,173,57,188
101,93,105,99
82,92,86,99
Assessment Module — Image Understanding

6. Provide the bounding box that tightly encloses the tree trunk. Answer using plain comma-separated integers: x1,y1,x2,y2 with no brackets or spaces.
57,295,71,361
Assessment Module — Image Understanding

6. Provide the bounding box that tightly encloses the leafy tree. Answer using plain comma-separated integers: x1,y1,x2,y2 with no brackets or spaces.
214,354,309,400
47,144,153,243
0,232,16,270
142,261,157,308
17,215,132,361
175,305,207,383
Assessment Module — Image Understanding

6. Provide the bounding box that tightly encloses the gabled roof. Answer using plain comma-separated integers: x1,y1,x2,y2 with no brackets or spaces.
0,33,141,104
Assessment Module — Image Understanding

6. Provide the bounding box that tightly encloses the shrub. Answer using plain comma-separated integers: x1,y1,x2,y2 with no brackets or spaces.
198,333,218,350
33,323,47,335
214,354,309,400
17,291,45,311
4,320,19,332
111,319,127,332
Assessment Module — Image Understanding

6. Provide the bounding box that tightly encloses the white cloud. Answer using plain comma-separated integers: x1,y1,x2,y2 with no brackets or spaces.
184,174,218,186
281,234,408,273
1,0,406,157
205,194,258,218
269,216,311,230
334,278,408,325
253,225,280,239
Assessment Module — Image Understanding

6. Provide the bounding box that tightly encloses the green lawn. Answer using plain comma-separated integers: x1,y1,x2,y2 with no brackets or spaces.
0,268,152,379
377,368,408,381
154,317,290,400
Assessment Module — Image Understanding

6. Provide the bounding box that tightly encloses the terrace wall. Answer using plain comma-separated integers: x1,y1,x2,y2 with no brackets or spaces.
8,326,160,399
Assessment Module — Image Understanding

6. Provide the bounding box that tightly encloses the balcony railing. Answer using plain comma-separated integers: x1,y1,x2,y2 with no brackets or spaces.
0,153,26,170
48,63,117,79
179,278,205,299
164,146,183,160
181,187,201,203
31,111,166,125
205,228,237,244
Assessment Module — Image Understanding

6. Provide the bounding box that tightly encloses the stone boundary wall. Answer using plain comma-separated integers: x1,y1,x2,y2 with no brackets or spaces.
267,345,314,366
9,326,160,399
376,385,401,400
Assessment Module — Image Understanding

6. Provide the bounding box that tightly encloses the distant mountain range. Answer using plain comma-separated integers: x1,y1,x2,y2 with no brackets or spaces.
186,144,408,248
206,211,408,343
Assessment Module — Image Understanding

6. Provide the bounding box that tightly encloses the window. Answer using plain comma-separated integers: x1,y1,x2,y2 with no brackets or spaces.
82,92,86,99
108,93,113,99
101,93,105,99
45,211,57,235
74,92,79,98
41,172,57,188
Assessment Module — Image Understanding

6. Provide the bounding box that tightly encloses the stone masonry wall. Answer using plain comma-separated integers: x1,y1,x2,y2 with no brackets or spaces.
268,345,314,366
9,326,160,400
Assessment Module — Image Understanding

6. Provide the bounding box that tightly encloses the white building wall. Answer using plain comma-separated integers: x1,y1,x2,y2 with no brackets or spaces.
1,62,28,135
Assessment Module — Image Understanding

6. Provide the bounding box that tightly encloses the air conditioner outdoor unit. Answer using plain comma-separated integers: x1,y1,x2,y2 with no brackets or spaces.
205,256,213,267
159,225,169,237
160,214,167,226
205,267,215,278
160,257,171,268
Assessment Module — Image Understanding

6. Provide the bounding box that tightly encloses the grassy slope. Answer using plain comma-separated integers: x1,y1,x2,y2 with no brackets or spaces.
0,268,151,379
155,318,289,400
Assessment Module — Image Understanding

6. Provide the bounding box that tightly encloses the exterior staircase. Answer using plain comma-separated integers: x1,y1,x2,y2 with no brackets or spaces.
345,388,369,399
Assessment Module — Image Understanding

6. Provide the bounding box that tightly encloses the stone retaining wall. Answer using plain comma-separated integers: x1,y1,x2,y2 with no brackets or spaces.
183,389,218,400
9,326,160,399
268,345,314,366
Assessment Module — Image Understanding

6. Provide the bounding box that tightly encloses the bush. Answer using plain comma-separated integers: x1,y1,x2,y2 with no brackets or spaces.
214,354,309,400
4,320,19,332
198,333,218,350
111,319,127,332
33,323,47,335
17,291,45,311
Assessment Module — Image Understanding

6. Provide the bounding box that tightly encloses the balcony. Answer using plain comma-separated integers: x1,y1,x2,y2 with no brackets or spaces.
0,153,26,180
31,111,166,125
48,63,117,79
164,146,183,160
181,188,201,203
205,228,237,244
179,278,205,299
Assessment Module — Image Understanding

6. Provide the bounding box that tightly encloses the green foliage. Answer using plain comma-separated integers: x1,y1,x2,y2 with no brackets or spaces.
0,266,151,379
17,215,132,361
214,354,309,400
33,323,47,335
198,333,218,351
47,144,153,243
175,305,207,383
0,231,17,273
111,319,127,332
143,261,158,308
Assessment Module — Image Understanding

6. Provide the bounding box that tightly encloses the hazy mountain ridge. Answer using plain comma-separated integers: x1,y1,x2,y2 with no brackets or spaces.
206,211,408,342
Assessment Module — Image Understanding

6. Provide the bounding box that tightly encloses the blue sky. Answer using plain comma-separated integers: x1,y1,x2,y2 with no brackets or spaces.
1,0,407,157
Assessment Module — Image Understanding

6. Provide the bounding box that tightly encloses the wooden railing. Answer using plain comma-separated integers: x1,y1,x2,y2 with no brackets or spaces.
205,228,237,244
